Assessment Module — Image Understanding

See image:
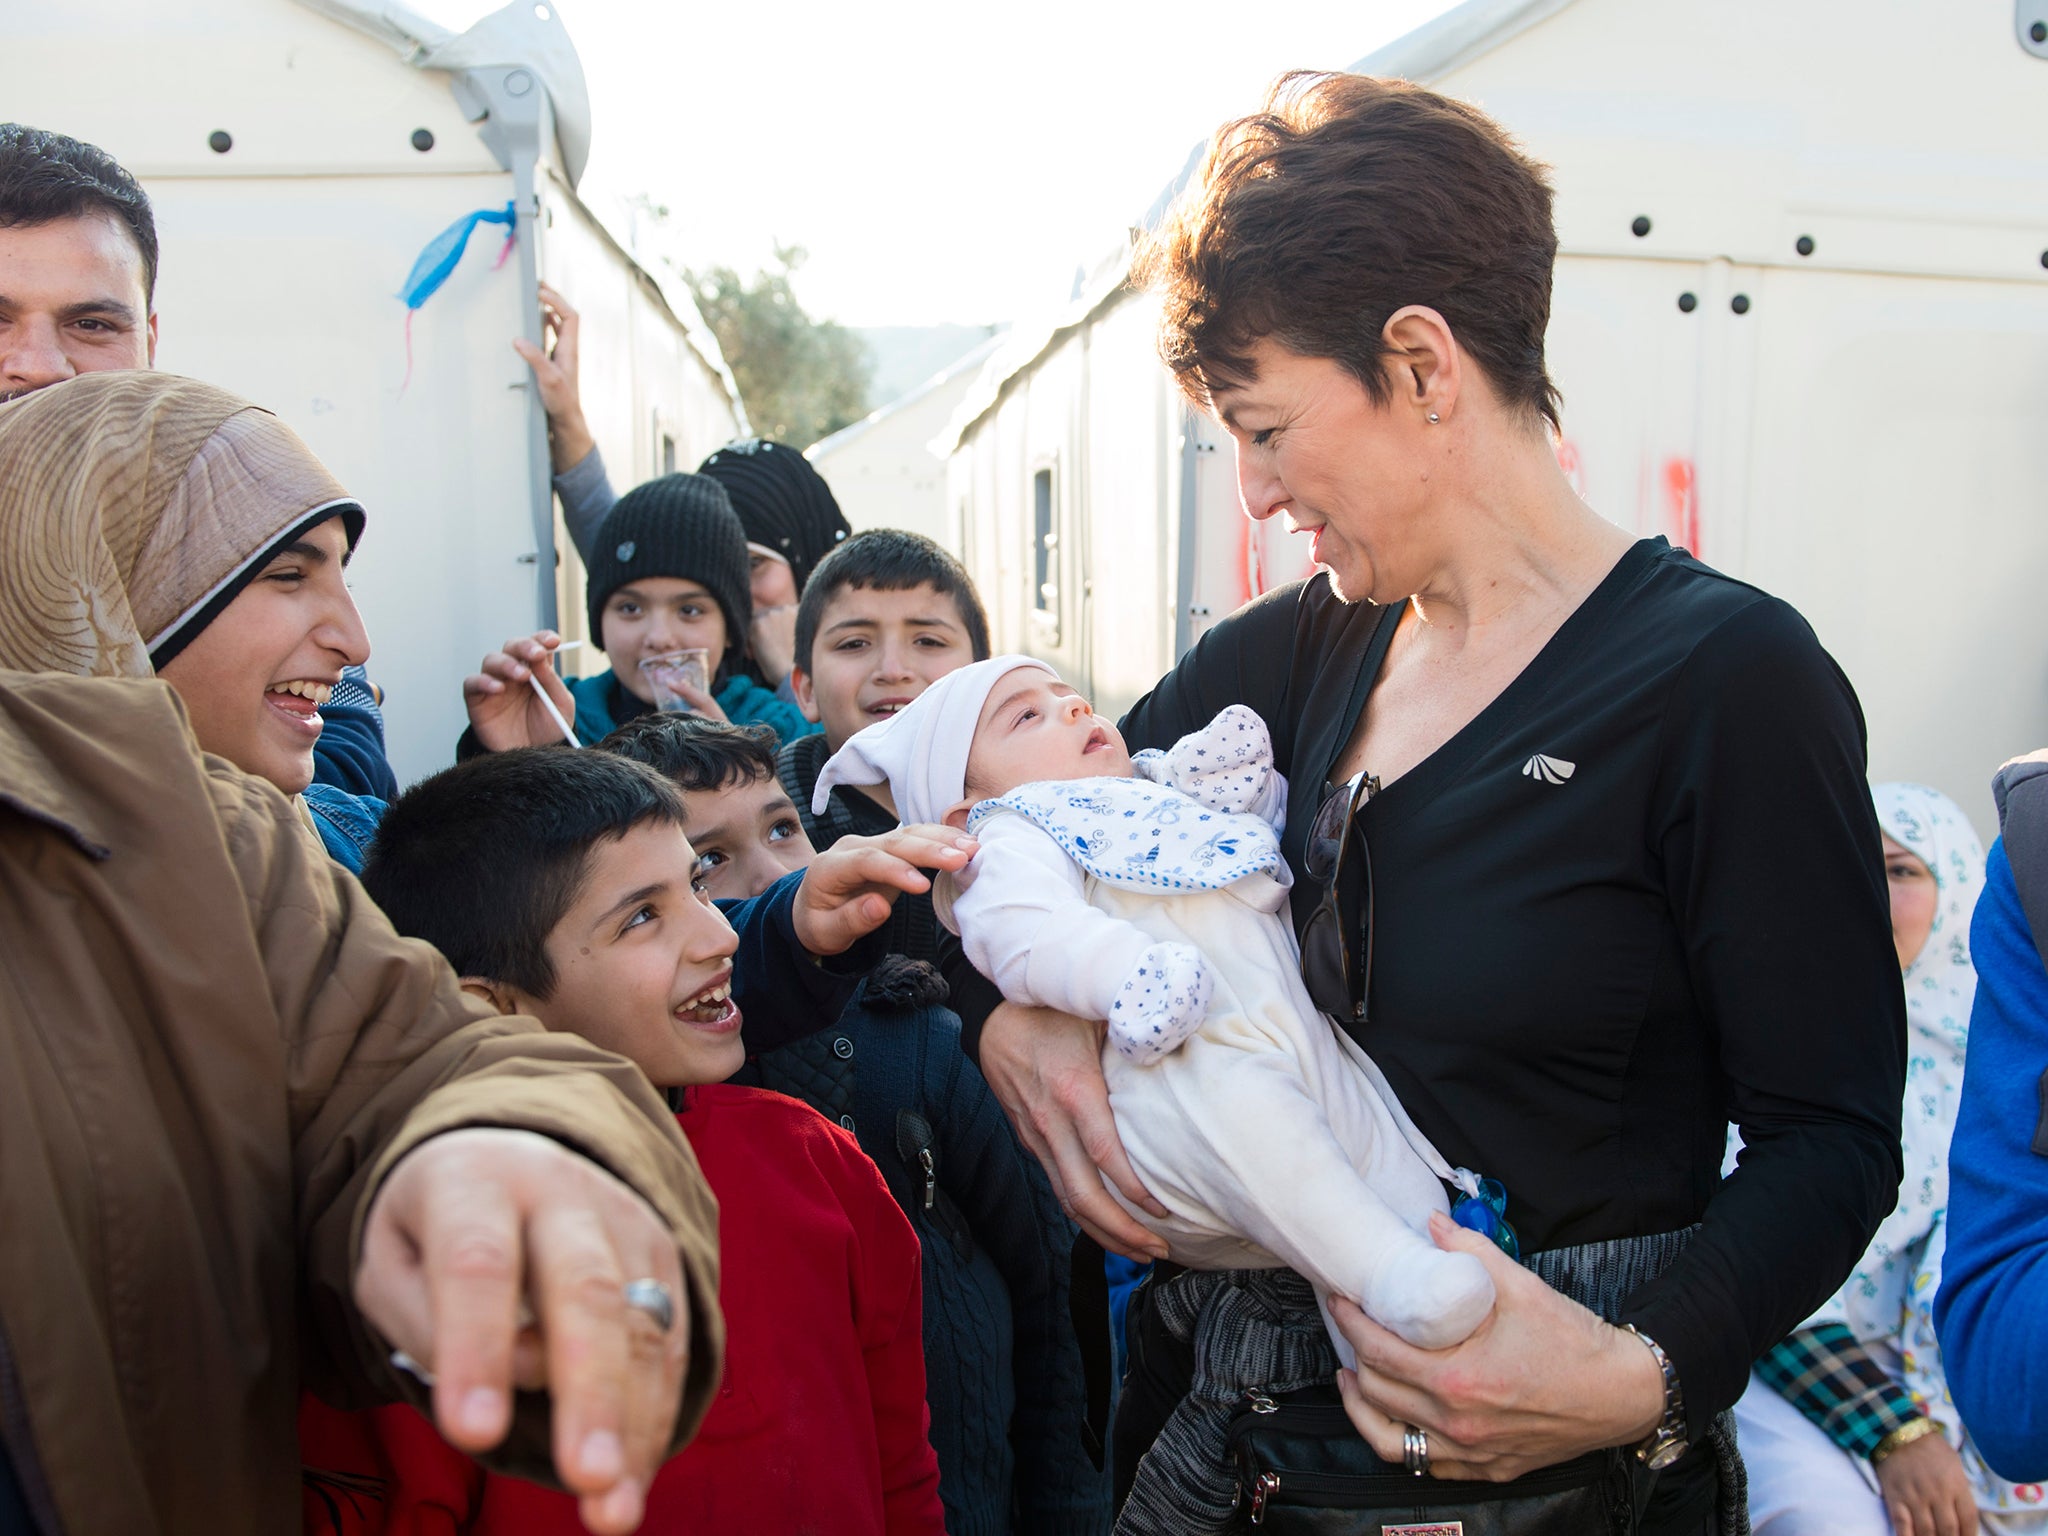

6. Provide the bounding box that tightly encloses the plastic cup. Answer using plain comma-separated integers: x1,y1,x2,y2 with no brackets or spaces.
637,648,711,713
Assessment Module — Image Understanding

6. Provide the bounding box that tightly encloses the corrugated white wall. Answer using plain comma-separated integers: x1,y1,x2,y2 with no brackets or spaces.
11,0,743,784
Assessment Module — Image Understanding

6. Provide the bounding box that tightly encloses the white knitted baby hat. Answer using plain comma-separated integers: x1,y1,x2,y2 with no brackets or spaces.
812,654,1056,827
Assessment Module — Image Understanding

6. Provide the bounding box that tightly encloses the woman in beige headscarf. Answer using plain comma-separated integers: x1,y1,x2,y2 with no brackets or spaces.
0,367,728,1536
0,369,377,852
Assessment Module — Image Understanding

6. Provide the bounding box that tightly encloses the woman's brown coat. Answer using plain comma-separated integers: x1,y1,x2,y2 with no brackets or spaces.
0,671,723,1532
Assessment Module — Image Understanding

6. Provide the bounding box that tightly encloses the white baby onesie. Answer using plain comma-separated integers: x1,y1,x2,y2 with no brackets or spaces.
948,706,1496,1353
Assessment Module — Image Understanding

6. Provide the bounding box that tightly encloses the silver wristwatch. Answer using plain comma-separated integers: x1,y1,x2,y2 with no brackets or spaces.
1621,1323,1688,1469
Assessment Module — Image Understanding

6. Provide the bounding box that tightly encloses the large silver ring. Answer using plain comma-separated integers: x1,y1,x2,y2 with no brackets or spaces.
623,1277,676,1334
1402,1424,1430,1478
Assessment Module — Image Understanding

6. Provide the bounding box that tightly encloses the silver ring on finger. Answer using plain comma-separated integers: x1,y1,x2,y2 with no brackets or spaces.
1402,1424,1430,1478
622,1277,676,1334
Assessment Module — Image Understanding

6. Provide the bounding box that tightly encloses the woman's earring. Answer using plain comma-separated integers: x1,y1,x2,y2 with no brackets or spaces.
1426,411,1441,424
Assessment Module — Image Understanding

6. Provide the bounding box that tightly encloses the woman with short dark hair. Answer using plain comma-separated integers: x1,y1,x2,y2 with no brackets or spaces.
977,73,1905,1535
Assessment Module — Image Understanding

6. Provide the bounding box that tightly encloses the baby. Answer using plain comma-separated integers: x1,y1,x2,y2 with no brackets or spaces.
816,654,1497,1354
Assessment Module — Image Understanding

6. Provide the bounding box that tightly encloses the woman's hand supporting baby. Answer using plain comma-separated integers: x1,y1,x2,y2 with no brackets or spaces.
1330,1212,1665,1481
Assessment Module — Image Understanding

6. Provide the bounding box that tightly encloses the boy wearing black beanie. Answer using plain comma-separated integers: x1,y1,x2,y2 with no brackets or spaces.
459,472,820,758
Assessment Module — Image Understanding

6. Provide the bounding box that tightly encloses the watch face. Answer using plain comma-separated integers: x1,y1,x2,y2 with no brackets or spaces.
1643,1437,1688,1471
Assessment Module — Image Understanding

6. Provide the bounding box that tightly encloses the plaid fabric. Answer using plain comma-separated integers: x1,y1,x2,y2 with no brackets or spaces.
1755,1322,1924,1458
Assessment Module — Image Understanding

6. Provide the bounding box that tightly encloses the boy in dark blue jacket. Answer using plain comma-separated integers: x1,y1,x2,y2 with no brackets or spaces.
600,712,1112,1536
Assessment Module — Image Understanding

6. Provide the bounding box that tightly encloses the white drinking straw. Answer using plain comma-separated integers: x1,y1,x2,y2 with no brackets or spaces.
526,640,582,748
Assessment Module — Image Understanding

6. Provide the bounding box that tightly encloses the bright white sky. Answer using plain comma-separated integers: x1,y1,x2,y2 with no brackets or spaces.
415,0,1464,327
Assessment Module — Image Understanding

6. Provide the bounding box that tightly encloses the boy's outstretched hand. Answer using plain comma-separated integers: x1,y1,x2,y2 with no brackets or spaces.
793,824,976,955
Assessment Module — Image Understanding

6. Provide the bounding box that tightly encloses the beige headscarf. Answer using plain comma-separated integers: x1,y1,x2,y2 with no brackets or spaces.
0,372,361,679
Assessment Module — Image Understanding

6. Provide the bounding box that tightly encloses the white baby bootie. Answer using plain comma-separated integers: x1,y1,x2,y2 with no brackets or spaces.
1361,1242,1496,1351
1108,942,1213,1063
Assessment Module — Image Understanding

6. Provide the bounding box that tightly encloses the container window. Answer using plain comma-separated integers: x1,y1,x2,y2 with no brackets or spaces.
1032,466,1057,612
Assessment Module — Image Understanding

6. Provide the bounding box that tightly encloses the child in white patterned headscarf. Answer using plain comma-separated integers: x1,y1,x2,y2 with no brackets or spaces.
817,655,1498,1357
1737,786,2047,1532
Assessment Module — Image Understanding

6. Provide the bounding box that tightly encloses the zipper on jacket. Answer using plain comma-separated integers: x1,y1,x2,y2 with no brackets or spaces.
893,1110,974,1260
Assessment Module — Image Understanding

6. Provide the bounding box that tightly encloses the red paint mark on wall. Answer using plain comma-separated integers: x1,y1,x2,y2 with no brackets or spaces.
1234,509,1337,607
1555,437,1588,500
1244,515,1319,600
1662,457,1701,558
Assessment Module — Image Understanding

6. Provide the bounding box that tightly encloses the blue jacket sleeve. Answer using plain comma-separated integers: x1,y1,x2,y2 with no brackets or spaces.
311,666,400,802
303,784,388,875
719,870,879,1057
1935,835,2048,1480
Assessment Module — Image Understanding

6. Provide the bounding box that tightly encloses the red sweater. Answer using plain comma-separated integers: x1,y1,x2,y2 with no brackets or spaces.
301,1085,944,1536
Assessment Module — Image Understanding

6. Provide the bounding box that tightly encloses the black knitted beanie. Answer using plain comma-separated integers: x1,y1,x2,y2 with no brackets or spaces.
696,438,852,595
585,473,752,656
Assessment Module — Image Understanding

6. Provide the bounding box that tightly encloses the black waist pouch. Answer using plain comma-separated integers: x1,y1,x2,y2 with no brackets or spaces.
1226,1384,1640,1534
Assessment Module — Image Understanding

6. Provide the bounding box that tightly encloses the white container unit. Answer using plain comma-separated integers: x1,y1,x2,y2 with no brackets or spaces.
9,0,745,784
944,0,2048,832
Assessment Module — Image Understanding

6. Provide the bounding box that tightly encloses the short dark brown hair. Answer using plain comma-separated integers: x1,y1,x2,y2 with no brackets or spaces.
362,748,685,1001
597,713,778,795
793,528,990,673
1137,72,1561,429
0,124,159,305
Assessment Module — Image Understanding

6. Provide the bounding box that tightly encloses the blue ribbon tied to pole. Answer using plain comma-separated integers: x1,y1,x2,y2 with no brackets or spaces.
397,200,518,389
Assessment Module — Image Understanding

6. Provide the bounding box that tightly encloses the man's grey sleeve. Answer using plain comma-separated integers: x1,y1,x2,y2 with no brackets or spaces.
556,446,620,566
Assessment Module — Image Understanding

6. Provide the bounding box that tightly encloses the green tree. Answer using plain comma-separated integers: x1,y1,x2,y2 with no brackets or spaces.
687,245,872,448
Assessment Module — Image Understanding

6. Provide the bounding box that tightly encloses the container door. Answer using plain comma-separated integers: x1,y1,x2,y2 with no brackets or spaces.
1734,264,2048,830
1180,408,1320,640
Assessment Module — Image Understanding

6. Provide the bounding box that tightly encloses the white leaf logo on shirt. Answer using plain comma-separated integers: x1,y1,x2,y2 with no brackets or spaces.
1521,754,1576,785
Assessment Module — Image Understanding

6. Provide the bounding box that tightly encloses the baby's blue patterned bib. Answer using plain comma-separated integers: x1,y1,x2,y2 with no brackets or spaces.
968,776,1284,895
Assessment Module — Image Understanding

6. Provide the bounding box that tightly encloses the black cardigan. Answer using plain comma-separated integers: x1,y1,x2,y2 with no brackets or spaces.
1118,537,1905,1431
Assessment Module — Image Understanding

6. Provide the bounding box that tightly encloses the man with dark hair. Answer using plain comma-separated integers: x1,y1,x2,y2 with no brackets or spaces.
0,123,158,401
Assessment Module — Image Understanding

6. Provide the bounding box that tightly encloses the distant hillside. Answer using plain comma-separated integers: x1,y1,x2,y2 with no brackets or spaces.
858,324,1003,408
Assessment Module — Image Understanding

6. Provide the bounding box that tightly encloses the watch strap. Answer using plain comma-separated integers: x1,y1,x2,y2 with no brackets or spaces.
1621,1323,1688,1467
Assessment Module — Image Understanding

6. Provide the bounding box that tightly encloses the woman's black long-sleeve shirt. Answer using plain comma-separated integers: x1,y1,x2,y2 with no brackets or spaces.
1118,537,1905,1429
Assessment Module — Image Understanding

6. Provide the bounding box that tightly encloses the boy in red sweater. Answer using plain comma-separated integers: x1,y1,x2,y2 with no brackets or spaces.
301,747,953,1536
